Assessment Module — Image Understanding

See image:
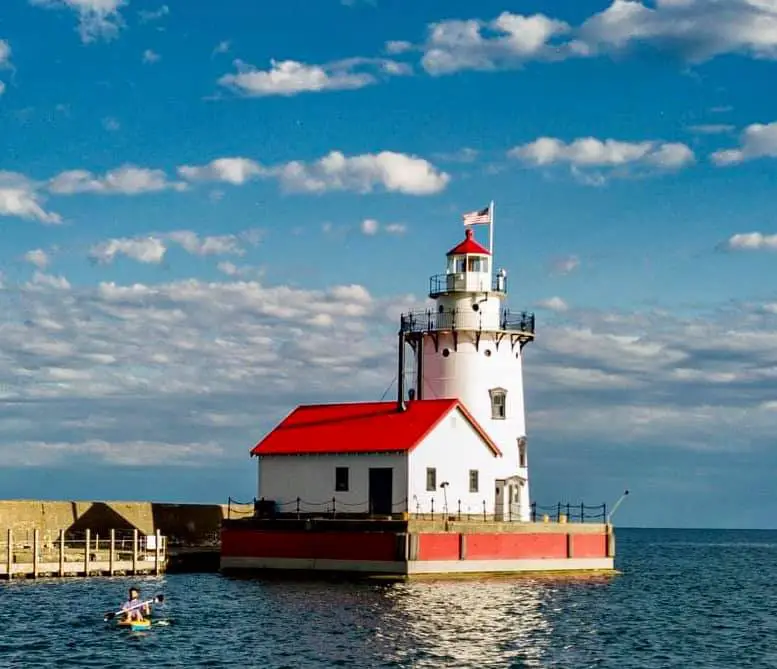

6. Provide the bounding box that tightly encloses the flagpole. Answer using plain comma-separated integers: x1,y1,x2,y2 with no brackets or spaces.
488,200,495,258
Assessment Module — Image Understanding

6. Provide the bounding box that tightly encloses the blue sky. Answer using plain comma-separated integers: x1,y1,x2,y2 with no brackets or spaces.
2,0,777,528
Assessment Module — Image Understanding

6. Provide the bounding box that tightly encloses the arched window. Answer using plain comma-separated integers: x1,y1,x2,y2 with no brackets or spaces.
489,387,507,420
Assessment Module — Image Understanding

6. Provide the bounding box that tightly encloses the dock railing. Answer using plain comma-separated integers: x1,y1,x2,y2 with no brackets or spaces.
0,528,167,579
226,496,606,524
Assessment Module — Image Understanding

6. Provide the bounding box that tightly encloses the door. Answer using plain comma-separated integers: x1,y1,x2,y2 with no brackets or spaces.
368,468,393,516
494,479,506,521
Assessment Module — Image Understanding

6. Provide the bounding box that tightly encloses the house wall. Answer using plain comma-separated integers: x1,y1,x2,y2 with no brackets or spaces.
257,453,408,514
408,406,503,517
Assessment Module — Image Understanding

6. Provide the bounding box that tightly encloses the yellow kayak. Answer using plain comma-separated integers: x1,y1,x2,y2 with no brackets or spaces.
117,618,152,631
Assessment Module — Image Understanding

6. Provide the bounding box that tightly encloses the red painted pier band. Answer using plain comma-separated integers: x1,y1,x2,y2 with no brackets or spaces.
221,212,621,578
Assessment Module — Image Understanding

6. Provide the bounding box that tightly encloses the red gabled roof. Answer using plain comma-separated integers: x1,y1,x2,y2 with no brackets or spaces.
251,398,502,457
446,228,490,256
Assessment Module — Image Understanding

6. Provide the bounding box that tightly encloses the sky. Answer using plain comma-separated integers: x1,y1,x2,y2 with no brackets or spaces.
1,0,777,528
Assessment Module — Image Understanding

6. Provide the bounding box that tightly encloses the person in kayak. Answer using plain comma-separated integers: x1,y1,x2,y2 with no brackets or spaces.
121,587,150,622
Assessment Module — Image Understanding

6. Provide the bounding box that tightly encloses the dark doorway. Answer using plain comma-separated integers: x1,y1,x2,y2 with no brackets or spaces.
368,468,393,516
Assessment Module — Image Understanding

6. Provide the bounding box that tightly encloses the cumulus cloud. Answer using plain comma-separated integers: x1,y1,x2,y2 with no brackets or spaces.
218,56,410,97
360,219,407,236
536,297,569,312
166,230,244,256
88,236,167,265
710,121,777,165
395,2,777,78
142,49,160,64
0,172,61,224
723,232,777,251
24,249,50,269
509,136,695,182
0,40,11,68
29,0,127,43
138,5,168,23
48,165,187,195
179,151,449,196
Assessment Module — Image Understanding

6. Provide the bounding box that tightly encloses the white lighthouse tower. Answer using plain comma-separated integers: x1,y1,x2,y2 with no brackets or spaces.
399,206,536,521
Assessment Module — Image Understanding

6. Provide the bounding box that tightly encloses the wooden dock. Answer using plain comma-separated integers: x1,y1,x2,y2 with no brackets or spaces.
1,528,168,579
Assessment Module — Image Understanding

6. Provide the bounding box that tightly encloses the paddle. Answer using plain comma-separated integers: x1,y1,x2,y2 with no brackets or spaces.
103,594,164,622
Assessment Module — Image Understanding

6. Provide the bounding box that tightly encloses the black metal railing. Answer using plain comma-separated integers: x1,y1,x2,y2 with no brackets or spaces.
226,497,606,524
399,308,535,336
429,273,507,296
530,502,607,523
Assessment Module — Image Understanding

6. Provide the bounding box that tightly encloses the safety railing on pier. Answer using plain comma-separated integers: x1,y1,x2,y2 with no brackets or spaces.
226,496,606,524
0,528,167,579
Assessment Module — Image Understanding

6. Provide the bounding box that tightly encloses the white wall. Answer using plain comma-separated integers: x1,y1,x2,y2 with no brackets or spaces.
257,453,408,514
408,406,503,517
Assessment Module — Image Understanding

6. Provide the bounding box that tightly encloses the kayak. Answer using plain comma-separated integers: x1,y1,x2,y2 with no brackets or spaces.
117,618,152,631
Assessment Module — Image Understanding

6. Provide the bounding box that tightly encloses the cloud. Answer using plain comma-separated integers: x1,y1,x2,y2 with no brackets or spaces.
419,11,572,75
710,121,777,165
722,232,777,251
29,0,127,43
179,151,450,196
536,296,569,312
88,236,167,265
142,49,160,64
27,271,70,290
577,0,777,64
0,172,61,224
549,255,580,275
138,5,168,23
509,136,695,182
24,249,50,269
217,56,410,97
166,230,244,256
0,39,11,68
687,124,735,135
48,165,186,195
360,219,407,236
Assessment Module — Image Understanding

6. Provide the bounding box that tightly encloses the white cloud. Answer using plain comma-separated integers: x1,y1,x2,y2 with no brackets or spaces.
385,40,413,54
577,0,777,63
177,157,263,185
142,49,160,63
213,40,230,55
536,296,569,312
361,218,380,235
509,136,695,182
549,255,580,275
48,165,186,195
218,56,410,97
0,172,61,224
138,5,168,22
420,11,572,74
88,236,167,265
179,151,449,196
0,82,5,97
0,39,11,68
24,249,50,269
166,230,244,256
384,223,407,235
29,0,127,44
724,232,777,251
27,271,70,290
710,121,777,165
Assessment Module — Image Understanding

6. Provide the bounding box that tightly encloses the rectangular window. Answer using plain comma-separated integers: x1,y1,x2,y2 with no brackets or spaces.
335,467,349,492
467,257,482,272
426,467,436,491
469,469,479,493
491,390,506,419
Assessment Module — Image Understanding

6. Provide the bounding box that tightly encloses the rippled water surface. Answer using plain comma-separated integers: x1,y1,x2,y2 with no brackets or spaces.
2,528,777,668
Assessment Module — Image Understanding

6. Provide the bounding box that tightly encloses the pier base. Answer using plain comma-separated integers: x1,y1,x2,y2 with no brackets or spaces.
220,518,616,579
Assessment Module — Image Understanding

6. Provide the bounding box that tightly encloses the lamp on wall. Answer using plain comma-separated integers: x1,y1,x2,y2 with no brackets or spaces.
440,481,449,516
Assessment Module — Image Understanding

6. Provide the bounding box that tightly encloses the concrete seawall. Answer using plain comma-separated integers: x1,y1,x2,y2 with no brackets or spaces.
0,499,254,545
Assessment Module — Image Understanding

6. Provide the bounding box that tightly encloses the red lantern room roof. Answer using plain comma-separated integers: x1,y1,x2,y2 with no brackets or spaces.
446,228,490,256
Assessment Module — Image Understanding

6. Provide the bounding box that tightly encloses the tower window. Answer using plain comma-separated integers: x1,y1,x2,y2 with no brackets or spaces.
467,257,484,272
426,467,437,491
489,388,507,420
442,348,450,357
518,437,527,468
469,470,479,493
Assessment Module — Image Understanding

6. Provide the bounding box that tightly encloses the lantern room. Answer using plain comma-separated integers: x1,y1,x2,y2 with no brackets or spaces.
429,228,506,298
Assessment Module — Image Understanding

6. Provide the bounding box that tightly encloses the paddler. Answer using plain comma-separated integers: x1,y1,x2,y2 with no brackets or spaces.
121,586,150,622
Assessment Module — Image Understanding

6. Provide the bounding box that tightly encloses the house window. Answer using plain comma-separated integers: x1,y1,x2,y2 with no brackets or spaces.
469,470,479,493
335,467,349,492
518,438,527,468
489,388,507,419
426,467,437,491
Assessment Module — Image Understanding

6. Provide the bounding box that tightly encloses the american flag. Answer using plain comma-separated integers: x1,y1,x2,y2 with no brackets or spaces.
462,205,491,226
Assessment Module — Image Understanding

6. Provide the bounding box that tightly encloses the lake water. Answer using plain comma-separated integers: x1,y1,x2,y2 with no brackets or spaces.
1,528,776,668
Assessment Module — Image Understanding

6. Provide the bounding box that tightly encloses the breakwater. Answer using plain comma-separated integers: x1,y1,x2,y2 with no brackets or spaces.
0,499,254,574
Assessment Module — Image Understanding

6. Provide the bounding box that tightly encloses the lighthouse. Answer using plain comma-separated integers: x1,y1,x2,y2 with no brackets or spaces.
399,205,536,521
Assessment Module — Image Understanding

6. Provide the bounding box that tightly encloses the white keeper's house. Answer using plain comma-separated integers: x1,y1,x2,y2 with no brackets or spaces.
251,212,536,521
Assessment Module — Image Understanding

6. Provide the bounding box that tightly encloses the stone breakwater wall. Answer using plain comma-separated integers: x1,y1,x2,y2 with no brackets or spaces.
0,499,254,545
